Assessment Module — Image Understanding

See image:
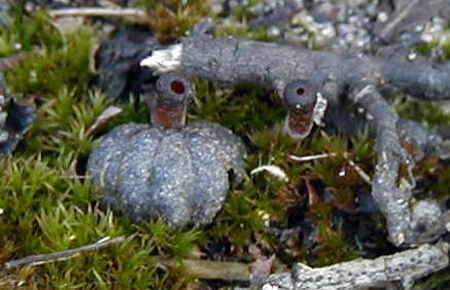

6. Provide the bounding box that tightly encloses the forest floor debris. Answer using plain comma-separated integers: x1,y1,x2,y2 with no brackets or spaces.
2,0,450,289
141,29,450,246
0,73,36,156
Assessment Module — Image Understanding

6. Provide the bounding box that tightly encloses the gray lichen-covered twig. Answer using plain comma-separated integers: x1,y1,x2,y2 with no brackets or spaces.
140,31,449,246
167,34,450,101
264,242,449,290
349,80,415,246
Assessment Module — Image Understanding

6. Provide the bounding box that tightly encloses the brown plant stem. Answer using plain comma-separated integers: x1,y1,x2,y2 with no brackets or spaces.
49,8,148,24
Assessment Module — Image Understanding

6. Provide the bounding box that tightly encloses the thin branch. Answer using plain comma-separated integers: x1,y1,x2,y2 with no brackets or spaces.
85,105,123,137
347,159,371,184
289,152,371,184
1,235,250,281
163,259,250,281
0,52,32,71
2,236,125,269
377,0,420,40
265,242,449,290
288,152,336,162
142,35,450,100
49,8,148,24
250,165,289,182
349,81,413,246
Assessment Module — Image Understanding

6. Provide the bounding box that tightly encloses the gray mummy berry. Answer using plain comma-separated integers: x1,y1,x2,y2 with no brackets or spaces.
87,72,246,227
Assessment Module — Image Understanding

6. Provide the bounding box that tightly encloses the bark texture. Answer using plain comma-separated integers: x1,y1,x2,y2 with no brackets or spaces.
181,35,450,101
264,242,449,290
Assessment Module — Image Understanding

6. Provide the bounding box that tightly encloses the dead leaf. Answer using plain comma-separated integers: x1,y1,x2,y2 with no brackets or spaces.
305,178,321,206
250,165,289,182
250,254,275,287
52,16,85,36
86,105,122,137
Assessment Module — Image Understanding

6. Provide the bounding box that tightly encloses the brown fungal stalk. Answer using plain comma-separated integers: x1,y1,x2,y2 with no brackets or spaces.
282,80,327,140
150,72,193,130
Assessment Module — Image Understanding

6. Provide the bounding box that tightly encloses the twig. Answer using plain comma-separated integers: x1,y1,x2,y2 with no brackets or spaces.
265,242,449,290
347,159,371,184
1,236,125,269
289,152,371,184
341,152,372,184
377,0,420,40
288,152,336,162
349,81,414,246
85,105,123,137
2,236,250,281
250,165,289,182
142,33,449,246
163,259,250,281
141,33,450,100
49,8,148,24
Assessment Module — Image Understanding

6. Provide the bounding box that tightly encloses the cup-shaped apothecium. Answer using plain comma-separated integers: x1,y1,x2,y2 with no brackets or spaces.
87,72,246,227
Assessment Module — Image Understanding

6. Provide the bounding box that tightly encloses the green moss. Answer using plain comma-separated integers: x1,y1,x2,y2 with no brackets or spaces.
145,0,210,44
0,9,62,57
430,166,450,201
214,23,274,42
2,2,450,289
139,221,204,258
211,180,283,249
442,41,450,60
414,33,450,60
414,41,439,55
192,81,285,134
350,131,376,164
310,220,358,267
5,27,94,96
229,0,262,23
395,96,450,128
0,7,198,288
29,207,160,289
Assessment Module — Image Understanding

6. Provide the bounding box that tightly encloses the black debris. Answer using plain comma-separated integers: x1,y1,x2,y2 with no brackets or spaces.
95,26,162,100
0,73,36,156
